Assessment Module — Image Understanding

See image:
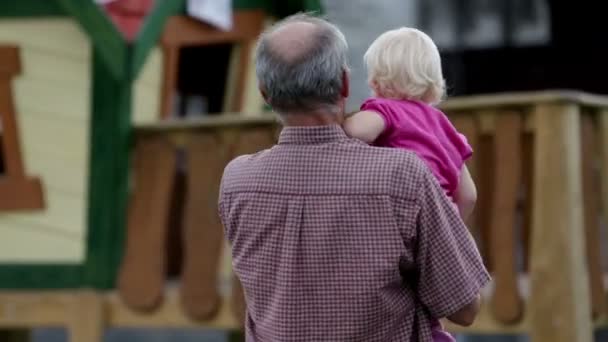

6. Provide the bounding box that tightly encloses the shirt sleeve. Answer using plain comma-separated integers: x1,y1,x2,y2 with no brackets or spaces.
414,169,490,319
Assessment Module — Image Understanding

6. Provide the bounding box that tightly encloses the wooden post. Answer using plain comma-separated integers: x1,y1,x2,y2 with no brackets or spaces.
489,111,523,324
580,113,604,318
529,102,592,342
69,291,104,342
598,109,608,312
117,137,176,311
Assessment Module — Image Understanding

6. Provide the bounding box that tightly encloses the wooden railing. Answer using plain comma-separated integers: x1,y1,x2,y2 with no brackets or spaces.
118,90,608,342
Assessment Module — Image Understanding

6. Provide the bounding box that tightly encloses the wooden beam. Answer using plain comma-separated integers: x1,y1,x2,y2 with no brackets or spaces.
529,103,592,342
489,111,524,324
83,50,133,289
580,112,605,318
598,109,608,312
439,90,608,112
68,291,105,342
131,0,186,79
180,135,226,320
117,137,176,311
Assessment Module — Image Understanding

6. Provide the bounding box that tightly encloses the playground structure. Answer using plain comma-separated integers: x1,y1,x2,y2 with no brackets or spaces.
0,1,607,342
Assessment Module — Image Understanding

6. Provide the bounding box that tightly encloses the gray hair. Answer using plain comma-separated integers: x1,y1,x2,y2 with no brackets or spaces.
255,13,349,114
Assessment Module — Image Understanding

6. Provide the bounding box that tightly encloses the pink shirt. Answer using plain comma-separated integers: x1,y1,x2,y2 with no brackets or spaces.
361,97,472,198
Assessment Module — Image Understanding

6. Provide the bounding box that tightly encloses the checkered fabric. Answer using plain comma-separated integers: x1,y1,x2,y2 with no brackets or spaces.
219,125,490,342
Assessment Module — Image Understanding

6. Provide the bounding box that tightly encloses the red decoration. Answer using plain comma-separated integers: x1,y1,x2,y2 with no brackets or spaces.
102,0,155,41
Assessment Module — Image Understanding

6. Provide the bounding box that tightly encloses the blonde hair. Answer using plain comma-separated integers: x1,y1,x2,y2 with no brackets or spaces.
364,27,445,104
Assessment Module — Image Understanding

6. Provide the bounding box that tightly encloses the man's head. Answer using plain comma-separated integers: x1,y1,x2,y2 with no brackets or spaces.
255,13,349,120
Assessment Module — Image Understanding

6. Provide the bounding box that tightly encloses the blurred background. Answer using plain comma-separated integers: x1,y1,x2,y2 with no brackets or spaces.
0,0,607,341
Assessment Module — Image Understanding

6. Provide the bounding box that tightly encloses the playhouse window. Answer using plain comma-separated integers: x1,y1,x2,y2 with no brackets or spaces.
0,45,44,211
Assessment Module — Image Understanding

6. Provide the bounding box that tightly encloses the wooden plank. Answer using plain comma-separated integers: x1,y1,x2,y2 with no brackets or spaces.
0,78,26,177
580,113,604,318
0,291,73,327
68,291,104,342
56,0,126,80
0,46,21,76
529,103,592,342
600,109,608,313
439,90,608,112
133,47,162,125
489,111,524,324
0,20,90,61
0,178,44,211
473,127,494,267
521,131,534,272
160,11,265,47
180,134,225,320
0,224,83,263
107,288,241,329
159,44,180,118
117,137,176,311
136,115,276,133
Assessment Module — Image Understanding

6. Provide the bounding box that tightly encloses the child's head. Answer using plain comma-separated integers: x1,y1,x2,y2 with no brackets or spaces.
364,27,445,105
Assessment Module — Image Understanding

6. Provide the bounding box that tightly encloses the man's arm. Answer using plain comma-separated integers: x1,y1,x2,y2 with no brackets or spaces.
447,294,481,326
414,169,490,326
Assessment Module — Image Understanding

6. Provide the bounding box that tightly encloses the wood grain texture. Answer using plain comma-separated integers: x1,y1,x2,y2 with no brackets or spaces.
599,109,608,313
580,112,605,318
473,131,494,267
489,112,523,324
180,134,226,320
68,291,104,342
159,10,265,118
529,103,592,342
520,126,534,272
118,137,176,311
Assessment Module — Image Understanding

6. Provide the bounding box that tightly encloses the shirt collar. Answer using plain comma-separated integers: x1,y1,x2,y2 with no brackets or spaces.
278,124,349,145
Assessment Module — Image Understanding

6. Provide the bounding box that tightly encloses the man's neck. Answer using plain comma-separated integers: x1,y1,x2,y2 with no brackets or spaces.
279,110,343,127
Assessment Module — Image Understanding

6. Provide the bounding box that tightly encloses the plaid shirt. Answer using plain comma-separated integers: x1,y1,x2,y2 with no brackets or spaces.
219,125,490,342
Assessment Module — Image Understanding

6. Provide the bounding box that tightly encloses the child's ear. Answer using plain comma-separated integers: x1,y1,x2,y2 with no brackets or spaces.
368,80,380,96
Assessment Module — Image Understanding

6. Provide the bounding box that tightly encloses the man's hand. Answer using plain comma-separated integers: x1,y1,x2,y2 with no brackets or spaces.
446,294,481,327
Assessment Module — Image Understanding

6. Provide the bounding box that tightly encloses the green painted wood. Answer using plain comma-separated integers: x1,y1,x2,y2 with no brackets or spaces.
0,0,66,17
83,49,133,289
131,0,187,79
0,265,82,289
233,0,323,16
56,0,126,81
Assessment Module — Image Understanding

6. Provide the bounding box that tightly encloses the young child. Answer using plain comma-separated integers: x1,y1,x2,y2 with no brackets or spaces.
343,27,477,341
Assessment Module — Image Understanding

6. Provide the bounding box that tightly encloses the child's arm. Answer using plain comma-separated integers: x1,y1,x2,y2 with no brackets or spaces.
343,111,385,144
454,165,477,221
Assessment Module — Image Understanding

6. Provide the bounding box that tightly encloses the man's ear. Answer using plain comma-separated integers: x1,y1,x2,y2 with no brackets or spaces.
259,84,269,103
341,70,350,98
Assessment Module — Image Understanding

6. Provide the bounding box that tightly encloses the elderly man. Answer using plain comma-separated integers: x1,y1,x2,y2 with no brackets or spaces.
219,14,490,341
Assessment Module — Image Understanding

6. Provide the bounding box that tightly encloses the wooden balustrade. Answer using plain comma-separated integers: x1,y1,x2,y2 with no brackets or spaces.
116,90,608,341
